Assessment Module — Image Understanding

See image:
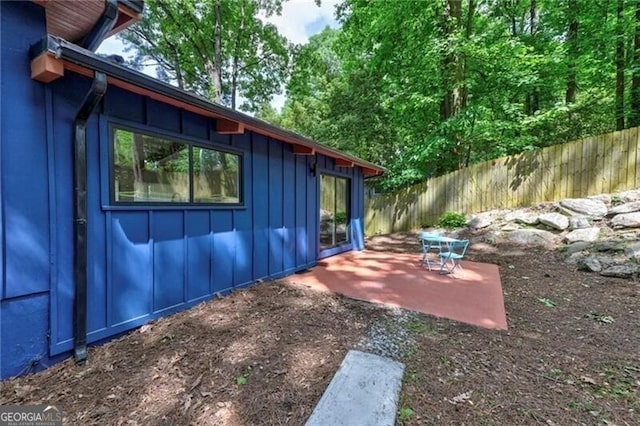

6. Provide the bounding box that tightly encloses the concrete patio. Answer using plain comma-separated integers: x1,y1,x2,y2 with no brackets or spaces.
286,250,507,330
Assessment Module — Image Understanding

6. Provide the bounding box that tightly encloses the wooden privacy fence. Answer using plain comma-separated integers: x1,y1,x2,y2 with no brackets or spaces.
365,127,640,235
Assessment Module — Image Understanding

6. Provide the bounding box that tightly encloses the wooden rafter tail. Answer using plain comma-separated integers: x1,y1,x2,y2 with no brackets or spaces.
363,167,382,177
335,158,355,167
106,4,144,37
216,118,245,134
293,145,315,155
31,52,64,83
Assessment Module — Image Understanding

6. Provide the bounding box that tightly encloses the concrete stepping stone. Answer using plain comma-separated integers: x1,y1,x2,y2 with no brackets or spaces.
306,350,405,426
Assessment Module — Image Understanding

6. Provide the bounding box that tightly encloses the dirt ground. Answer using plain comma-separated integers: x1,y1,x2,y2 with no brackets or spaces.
368,233,640,426
1,233,639,425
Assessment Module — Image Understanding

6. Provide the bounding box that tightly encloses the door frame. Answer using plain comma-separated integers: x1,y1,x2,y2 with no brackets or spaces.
317,170,353,259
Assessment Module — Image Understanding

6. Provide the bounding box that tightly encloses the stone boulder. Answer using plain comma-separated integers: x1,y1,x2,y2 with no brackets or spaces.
579,256,602,272
608,201,640,216
568,215,590,230
592,240,627,252
625,241,640,262
564,227,600,243
467,211,498,229
565,252,587,265
589,194,612,204
504,211,539,225
500,223,521,232
564,241,592,255
600,264,638,278
611,212,640,228
507,229,559,247
594,253,628,267
538,213,569,230
559,198,608,219
618,189,640,202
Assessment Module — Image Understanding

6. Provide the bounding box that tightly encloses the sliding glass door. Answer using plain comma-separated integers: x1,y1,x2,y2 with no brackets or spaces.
320,174,350,250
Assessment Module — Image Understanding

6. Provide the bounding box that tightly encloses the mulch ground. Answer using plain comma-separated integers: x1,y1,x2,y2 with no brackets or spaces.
1,233,639,425
0,284,382,425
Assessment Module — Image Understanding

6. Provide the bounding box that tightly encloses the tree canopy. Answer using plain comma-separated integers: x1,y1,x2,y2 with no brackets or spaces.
120,0,640,191
260,0,640,191
119,0,290,111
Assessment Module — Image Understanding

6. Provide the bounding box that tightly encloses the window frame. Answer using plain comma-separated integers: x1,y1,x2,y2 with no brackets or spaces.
107,122,244,208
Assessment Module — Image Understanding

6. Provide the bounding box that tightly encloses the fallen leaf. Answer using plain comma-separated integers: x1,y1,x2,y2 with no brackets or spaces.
183,393,192,414
189,373,204,391
449,390,473,404
581,376,597,385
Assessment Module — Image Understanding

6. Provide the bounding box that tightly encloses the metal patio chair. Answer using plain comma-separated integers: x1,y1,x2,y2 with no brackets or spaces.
419,232,443,271
438,239,470,275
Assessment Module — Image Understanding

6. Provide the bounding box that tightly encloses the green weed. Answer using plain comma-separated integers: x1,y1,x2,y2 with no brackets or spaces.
586,312,615,324
235,365,253,386
398,407,415,423
611,195,623,205
576,364,640,410
538,298,556,308
546,367,563,379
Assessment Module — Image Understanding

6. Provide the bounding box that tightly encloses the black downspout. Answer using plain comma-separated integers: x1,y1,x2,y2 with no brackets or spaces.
81,0,119,52
74,72,107,363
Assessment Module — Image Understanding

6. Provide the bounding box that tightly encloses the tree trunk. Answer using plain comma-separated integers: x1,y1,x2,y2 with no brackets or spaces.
530,0,540,112
231,56,238,110
439,0,454,120
630,0,640,127
440,0,463,120
231,2,245,110
458,0,475,111
530,0,538,32
210,0,223,103
450,0,463,115
455,0,475,169
173,49,184,90
565,0,578,104
616,0,625,130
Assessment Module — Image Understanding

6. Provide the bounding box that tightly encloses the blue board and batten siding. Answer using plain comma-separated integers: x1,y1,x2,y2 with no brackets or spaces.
46,81,359,356
1,2,56,377
0,1,367,378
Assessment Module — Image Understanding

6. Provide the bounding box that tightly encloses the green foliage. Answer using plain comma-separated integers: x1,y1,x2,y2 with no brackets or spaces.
274,0,640,191
611,194,623,205
121,0,640,191
398,407,415,423
436,212,467,229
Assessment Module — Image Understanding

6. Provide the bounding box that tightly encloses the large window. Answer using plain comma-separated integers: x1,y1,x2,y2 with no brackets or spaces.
112,127,241,205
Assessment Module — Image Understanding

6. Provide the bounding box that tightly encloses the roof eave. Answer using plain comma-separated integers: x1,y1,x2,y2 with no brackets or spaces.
30,35,385,177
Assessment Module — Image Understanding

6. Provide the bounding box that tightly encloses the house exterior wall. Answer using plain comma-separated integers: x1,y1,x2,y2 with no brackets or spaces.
0,1,366,379
0,1,59,378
